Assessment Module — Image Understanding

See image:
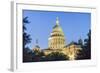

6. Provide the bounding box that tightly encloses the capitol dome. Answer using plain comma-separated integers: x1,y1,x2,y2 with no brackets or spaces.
48,17,66,49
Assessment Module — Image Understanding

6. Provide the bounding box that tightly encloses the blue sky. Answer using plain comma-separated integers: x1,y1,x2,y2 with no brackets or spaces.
23,10,91,49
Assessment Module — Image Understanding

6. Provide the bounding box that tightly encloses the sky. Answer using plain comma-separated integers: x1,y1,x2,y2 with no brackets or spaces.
23,10,91,50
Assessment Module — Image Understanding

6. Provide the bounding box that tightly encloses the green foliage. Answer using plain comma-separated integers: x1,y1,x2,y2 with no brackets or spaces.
32,51,69,62
83,30,91,59
33,50,41,57
32,50,45,62
76,30,91,60
23,17,32,62
78,38,83,48
23,47,33,62
23,17,32,49
45,52,69,61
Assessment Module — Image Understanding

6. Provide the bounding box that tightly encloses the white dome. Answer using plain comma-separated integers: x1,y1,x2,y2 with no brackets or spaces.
48,17,66,49
51,24,64,36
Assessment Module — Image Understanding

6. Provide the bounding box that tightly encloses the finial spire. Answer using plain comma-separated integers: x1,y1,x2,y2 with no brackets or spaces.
56,17,59,25
36,39,38,45
34,39,40,49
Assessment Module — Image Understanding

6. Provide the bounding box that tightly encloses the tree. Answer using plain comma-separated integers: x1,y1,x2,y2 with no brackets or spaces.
45,52,69,61
23,17,32,62
76,30,91,60
32,50,43,62
78,38,83,48
83,29,91,59
23,17,31,49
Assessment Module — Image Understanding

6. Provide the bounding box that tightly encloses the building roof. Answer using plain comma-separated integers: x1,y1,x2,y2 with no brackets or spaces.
65,41,81,48
35,45,40,48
